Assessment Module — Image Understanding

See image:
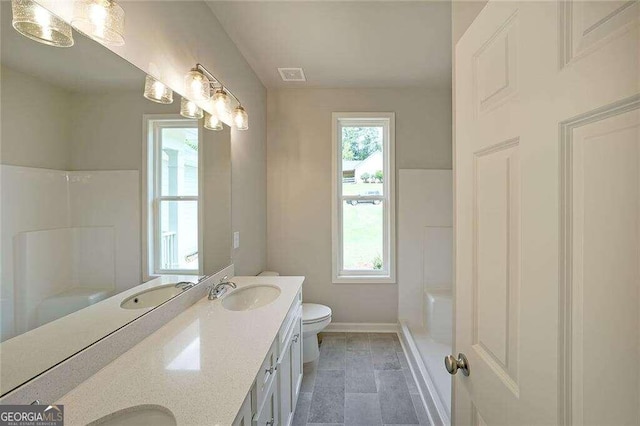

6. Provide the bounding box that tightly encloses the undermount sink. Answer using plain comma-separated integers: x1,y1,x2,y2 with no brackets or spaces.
222,284,281,311
120,284,188,310
88,405,176,426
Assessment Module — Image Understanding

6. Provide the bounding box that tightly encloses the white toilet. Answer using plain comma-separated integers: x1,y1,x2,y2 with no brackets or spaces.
258,271,332,363
302,303,332,363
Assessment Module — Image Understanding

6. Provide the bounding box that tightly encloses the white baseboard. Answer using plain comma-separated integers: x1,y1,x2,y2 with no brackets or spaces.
324,322,400,333
399,321,450,426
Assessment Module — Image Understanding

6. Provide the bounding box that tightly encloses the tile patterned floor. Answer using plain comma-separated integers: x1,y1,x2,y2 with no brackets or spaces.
292,332,430,426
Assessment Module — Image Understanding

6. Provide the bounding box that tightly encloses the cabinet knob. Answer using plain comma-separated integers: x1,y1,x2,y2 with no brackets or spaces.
293,333,300,343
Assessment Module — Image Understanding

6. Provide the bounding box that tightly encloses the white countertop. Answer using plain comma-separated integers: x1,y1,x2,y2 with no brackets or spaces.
57,275,304,426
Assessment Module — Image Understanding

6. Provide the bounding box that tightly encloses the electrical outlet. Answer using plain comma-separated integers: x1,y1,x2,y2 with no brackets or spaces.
233,231,240,249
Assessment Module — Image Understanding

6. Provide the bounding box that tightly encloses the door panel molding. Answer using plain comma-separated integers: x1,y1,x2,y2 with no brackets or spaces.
558,93,640,425
473,10,519,116
558,0,639,68
472,137,521,397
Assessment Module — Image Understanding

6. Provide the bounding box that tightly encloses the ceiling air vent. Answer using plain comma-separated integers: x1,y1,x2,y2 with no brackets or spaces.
278,67,306,82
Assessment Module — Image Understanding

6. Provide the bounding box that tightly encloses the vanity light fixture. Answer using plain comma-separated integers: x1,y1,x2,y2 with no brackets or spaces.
71,0,125,46
180,98,203,120
188,63,249,130
233,105,249,131
204,112,223,131
143,75,173,104
184,69,211,101
11,0,74,47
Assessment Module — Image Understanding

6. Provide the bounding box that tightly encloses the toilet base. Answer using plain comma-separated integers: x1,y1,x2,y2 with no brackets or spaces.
303,334,320,363
301,307,331,363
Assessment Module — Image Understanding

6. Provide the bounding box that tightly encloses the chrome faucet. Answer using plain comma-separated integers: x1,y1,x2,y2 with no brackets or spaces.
175,281,196,291
208,276,236,300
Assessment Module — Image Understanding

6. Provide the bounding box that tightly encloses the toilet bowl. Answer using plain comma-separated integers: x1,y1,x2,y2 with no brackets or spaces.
302,303,332,363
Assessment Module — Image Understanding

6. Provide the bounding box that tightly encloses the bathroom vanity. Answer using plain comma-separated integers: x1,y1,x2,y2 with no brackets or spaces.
56,276,304,426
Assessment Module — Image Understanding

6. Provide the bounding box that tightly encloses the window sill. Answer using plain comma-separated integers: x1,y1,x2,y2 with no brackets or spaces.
333,275,396,285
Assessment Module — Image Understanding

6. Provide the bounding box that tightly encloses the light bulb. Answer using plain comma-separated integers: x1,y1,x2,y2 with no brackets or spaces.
233,106,249,131
213,89,230,115
184,70,210,101
180,98,203,119
90,3,107,39
143,75,173,104
71,0,125,46
11,0,74,47
204,113,223,131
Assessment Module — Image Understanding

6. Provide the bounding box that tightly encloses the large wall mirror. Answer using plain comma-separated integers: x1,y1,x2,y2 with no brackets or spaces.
0,1,231,396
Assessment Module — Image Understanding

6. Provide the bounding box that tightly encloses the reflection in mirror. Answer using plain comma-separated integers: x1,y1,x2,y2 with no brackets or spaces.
0,1,231,396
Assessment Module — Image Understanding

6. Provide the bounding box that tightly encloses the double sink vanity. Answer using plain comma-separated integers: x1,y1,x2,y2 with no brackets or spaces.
59,275,304,426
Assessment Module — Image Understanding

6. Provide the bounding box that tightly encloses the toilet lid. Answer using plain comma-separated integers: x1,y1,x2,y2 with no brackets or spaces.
303,303,332,324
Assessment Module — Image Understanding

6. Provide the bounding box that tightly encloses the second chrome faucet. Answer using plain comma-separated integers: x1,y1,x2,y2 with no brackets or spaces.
208,276,236,300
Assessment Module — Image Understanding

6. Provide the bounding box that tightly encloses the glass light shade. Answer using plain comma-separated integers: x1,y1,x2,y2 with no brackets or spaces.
180,98,203,119
71,0,125,46
143,75,173,104
11,0,74,47
233,106,249,131
213,89,231,115
204,113,223,131
184,70,210,101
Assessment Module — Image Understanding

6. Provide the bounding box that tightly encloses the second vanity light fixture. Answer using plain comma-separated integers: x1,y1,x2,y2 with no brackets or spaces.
11,0,125,48
11,0,74,47
183,64,249,131
71,0,125,46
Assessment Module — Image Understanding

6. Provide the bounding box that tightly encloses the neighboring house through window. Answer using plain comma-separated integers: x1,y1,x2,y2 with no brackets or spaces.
332,112,396,283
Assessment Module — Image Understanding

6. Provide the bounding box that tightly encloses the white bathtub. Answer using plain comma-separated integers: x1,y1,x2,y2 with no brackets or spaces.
424,288,452,346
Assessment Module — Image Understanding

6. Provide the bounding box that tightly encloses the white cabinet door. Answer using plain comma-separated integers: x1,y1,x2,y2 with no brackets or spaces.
233,392,252,426
279,338,293,426
280,312,303,426
290,316,303,412
254,380,279,426
455,1,639,425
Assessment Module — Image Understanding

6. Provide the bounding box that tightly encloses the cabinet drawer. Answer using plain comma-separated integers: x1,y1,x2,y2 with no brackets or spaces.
256,338,278,412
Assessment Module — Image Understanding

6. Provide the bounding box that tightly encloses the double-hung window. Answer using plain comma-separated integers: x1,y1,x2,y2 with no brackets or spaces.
332,113,395,283
144,117,202,277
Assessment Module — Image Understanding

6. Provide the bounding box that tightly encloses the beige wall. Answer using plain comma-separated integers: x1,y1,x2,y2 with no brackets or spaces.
452,1,489,46
37,0,267,276
1,66,72,170
68,91,174,171
267,88,451,323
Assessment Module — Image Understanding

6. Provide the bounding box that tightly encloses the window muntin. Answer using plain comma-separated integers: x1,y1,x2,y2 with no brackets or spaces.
333,114,395,283
148,119,200,275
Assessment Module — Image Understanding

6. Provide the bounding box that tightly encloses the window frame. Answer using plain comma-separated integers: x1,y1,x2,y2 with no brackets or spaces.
142,115,204,279
331,112,396,284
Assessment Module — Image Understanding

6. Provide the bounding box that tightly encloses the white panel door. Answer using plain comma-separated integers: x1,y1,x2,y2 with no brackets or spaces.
455,1,639,425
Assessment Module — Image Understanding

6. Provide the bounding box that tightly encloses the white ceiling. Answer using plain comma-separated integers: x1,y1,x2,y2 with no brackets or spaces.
206,1,452,89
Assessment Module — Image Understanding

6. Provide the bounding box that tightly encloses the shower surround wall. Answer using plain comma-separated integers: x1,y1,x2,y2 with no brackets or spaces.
0,166,139,341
